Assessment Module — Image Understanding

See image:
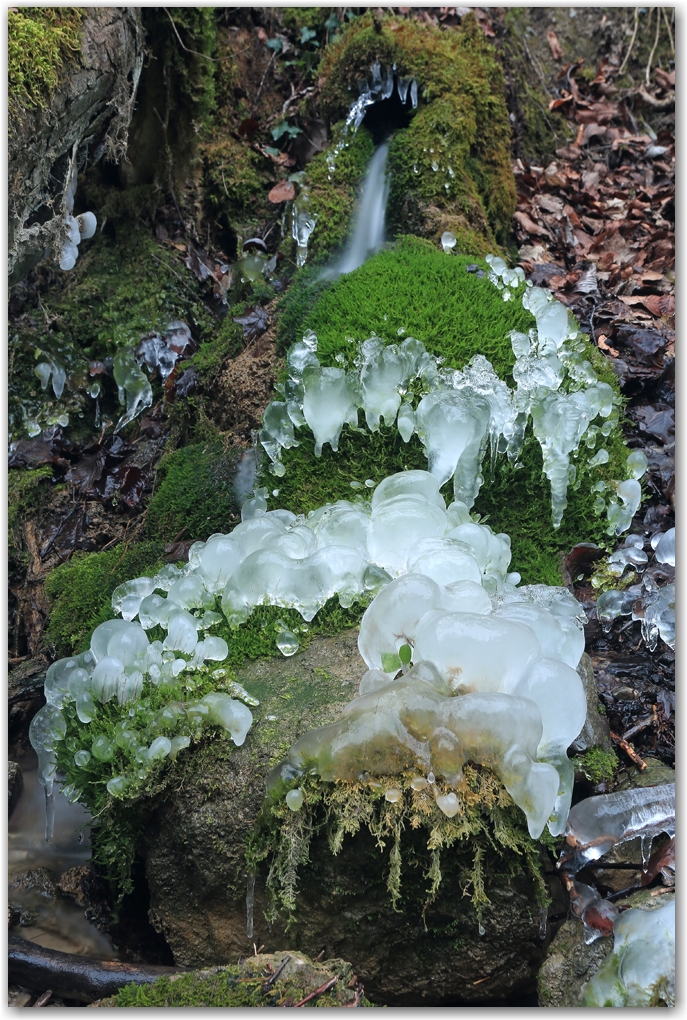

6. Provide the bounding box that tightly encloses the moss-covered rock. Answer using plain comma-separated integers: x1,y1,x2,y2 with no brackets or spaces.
112,950,371,1007
138,630,553,1006
318,12,516,249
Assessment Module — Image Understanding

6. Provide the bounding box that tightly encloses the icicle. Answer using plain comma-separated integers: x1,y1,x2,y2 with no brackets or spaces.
246,871,256,939
45,783,55,844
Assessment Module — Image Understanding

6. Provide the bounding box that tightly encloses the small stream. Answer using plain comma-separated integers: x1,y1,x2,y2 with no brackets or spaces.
9,752,119,960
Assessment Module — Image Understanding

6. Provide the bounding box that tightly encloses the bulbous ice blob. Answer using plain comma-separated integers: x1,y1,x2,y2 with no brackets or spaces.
76,691,96,724
371,470,445,511
167,574,212,611
77,211,97,239
406,538,482,587
200,692,253,745
139,593,167,629
269,677,559,838
359,668,393,696
91,657,125,703
92,734,115,761
148,736,172,761
107,623,149,668
582,899,675,1007
413,611,542,694
358,573,444,673
194,636,229,661
626,450,648,480
654,527,675,567
493,602,565,664
607,479,642,535
311,503,370,552
277,525,318,559
396,402,416,442
117,670,144,704
164,610,200,654
91,619,138,664
111,577,156,622
113,348,153,431
286,788,304,811
231,515,288,558
369,495,446,576
44,657,83,708
67,668,91,700
302,364,359,456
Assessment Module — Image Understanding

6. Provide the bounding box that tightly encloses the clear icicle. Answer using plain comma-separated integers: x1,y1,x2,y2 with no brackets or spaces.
45,784,55,843
246,871,256,939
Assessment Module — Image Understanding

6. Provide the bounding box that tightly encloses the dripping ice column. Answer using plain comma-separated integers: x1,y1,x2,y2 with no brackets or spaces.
335,143,390,276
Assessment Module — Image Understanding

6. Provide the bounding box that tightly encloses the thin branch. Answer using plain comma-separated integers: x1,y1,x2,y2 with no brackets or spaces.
661,7,675,55
618,8,640,77
251,52,277,118
161,7,234,62
645,6,662,86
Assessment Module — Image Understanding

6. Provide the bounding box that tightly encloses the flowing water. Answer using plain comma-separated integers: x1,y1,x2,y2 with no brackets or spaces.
328,142,390,278
9,752,119,959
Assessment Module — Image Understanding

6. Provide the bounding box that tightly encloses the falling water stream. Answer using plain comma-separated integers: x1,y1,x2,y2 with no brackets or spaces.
328,142,391,278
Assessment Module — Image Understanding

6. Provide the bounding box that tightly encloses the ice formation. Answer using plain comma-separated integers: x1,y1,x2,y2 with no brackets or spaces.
594,528,675,651
29,618,254,840
58,155,97,272
582,898,675,1007
558,782,675,873
101,472,520,655
261,295,633,529
269,570,588,838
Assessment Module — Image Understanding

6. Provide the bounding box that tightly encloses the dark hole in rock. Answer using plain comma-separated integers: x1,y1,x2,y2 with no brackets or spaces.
361,83,413,145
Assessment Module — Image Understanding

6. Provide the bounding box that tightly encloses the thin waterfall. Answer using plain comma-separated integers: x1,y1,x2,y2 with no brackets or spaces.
329,143,390,278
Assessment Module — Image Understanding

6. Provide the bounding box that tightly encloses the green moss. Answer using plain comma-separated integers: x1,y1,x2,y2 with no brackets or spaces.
281,8,327,33
114,960,370,1007
145,441,241,544
279,238,533,372
8,7,85,112
249,766,549,927
191,316,244,384
44,542,165,657
157,7,218,131
202,134,274,231
272,239,628,583
574,746,619,784
50,224,217,356
8,466,53,563
319,12,515,244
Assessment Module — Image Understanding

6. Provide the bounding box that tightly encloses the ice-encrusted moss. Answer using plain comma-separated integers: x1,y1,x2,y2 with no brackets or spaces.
318,12,515,246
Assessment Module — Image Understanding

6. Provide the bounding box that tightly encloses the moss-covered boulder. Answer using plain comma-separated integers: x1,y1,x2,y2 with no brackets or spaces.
138,630,553,1006
317,12,516,252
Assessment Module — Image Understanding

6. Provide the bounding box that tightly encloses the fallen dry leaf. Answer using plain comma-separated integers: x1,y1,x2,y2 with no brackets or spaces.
546,28,564,61
268,180,296,203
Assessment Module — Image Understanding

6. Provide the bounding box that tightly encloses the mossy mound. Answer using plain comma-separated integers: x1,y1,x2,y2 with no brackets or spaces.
271,239,628,584
44,541,164,658
114,951,369,1007
318,12,515,247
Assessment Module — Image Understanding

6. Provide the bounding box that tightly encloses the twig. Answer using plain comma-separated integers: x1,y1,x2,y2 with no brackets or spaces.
292,975,338,1007
623,706,657,742
263,955,291,991
341,985,364,1007
610,730,647,770
636,85,675,109
645,7,662,86
251,52,276,118
661,7,675,56
161,7,234,62
32,990,52,1007
618,8,640,77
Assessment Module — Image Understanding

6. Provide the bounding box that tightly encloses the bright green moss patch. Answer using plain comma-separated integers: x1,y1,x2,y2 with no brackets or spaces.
145,441,241,544
574,746,619,784
8,7,85,112
279,238,534,374
44,542,165,657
